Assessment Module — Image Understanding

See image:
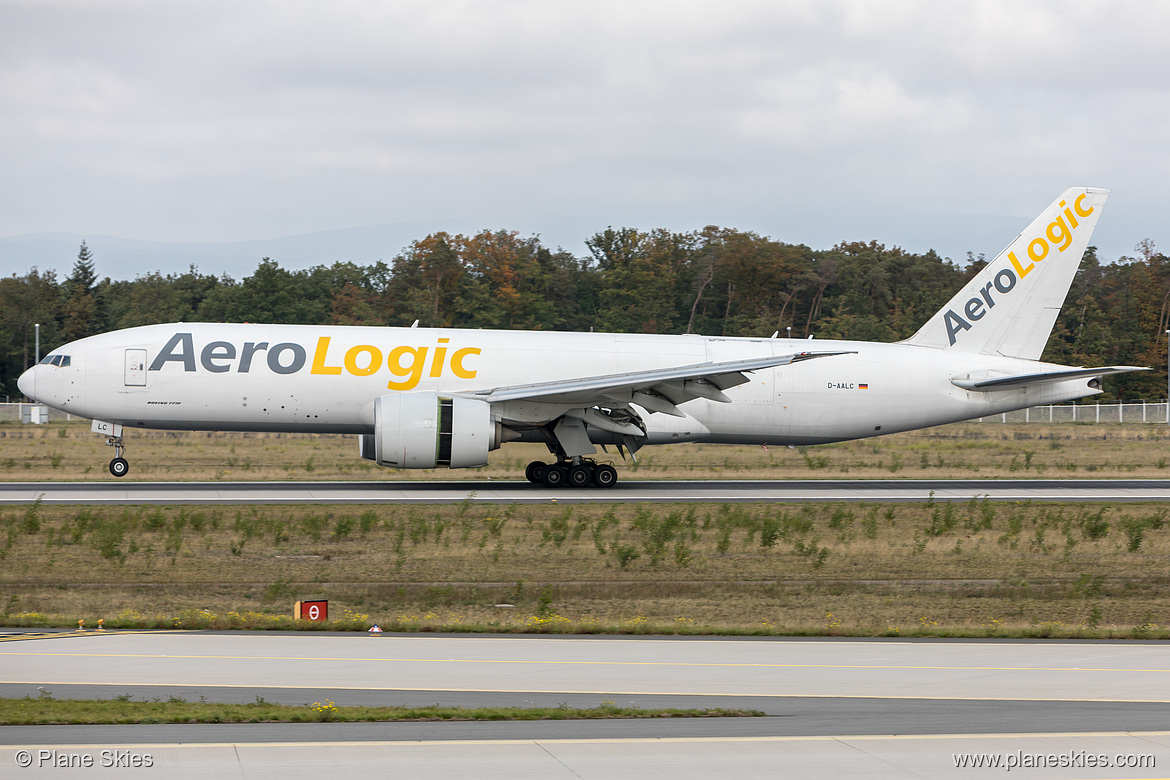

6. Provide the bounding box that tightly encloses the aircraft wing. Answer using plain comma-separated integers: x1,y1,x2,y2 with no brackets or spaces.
952,366,1149,391
465,350,854,411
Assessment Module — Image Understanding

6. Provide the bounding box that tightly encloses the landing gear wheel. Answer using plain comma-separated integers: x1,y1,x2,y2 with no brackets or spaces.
568,464,593,487
109,457,129,478
541,464,568,488
593,463,618,488
525,461,547,484
104,432,128,478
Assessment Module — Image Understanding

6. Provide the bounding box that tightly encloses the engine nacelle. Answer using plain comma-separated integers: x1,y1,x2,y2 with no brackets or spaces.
372,392,497,469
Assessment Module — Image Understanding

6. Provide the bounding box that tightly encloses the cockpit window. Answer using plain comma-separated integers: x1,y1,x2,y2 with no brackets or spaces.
39,355,54,365
38,355,68,366
60,355,70,366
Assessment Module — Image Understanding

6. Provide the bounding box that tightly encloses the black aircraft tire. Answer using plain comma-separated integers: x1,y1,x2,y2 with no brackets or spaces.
109,458,129,478
593,464,617,488
568,464,593,487
541,465,568,488
525,461,546,484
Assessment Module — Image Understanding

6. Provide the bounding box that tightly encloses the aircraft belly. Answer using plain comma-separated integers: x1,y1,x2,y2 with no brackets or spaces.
690,402,784,443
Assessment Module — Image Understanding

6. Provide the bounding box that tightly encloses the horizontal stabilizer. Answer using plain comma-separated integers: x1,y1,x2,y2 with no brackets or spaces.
951,366,1148,392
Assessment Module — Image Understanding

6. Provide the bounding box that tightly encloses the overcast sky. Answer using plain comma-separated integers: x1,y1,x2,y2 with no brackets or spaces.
2,0,1168,279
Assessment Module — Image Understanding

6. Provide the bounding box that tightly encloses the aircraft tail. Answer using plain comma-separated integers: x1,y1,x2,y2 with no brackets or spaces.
904,187,1109,360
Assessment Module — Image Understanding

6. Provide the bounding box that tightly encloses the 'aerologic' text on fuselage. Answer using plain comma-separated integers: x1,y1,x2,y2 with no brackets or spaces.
147,333,480,390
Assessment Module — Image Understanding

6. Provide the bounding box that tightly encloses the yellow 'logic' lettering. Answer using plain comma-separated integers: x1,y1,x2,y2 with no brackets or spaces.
1012,191,1095,277
1008,251,1033,278
1028,237,1049,263
430,338,449,378
1074,192,1093,218
387,346,428,390
450,347,480,379
1046,213,1072,251
308,335,480,387
345,345,382,377
310,337,342,375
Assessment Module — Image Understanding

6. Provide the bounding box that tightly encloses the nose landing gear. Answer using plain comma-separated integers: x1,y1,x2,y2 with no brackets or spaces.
106,435,129,478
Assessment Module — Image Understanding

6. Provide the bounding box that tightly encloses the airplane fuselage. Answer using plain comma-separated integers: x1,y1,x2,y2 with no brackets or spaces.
23,322,1098,447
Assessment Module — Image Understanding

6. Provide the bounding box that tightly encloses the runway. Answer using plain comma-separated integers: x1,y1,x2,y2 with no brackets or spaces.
6,631,1170,702
4,477,1170,505
2,631,1168,778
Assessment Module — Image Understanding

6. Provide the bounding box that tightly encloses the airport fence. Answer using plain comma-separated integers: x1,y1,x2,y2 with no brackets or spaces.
0,403,76,424
975,401,1170,424
1,401,1169,426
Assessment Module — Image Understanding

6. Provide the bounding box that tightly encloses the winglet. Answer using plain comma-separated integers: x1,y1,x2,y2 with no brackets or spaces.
904,188,1109,360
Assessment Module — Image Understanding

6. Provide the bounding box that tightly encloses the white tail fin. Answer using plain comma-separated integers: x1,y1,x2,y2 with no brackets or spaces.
905,187,1109,360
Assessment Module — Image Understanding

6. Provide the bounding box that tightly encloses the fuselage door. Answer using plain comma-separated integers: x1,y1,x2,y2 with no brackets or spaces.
124,349,147,387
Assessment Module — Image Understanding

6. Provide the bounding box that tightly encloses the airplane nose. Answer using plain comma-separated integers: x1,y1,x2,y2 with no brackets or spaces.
17,367,36,400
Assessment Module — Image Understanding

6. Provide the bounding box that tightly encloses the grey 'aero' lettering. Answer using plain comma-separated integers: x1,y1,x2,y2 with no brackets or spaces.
200,341,236,373
942,267,1020,346
148,333,196,372
267,342,306,374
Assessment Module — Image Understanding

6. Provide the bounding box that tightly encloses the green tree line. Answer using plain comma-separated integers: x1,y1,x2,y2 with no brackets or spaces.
2,230,1167,401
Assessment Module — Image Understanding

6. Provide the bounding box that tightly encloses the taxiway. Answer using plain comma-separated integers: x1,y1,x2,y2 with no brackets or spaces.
1,631,1168,778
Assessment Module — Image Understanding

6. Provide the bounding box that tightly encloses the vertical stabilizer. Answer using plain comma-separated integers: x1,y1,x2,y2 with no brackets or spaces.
905,187,1108,360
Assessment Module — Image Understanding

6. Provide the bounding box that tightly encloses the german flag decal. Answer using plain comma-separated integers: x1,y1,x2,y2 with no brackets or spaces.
859,383,869,390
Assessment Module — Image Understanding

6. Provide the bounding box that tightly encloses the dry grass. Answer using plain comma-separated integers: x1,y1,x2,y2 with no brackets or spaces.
3,419,1170,481
5,419,1169,637
3,500,1169,637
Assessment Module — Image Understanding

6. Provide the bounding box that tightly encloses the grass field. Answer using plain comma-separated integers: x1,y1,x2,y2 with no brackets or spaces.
3,496,1169,638
3,419,1170,481
3,420,1169,638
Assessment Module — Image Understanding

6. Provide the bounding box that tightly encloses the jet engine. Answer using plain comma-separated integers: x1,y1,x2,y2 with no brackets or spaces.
368,392,503,469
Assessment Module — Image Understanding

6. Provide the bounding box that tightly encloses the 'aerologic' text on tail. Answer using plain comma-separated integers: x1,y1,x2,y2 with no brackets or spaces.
905,187,1108,360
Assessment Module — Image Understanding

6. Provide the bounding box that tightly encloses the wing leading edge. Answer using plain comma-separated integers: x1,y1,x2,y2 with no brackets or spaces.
466,350,855,410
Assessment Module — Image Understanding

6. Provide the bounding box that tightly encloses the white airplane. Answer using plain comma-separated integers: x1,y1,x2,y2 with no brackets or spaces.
17,187,1146,486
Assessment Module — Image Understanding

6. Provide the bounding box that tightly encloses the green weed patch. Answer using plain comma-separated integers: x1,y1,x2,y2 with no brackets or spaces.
0,694,761,726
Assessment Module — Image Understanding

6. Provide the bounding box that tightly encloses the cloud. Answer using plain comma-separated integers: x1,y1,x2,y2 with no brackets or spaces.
1,0,1168,268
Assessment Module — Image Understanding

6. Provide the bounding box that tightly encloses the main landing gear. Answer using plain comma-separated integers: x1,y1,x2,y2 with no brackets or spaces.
106,434,129,478
525,459,618,488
